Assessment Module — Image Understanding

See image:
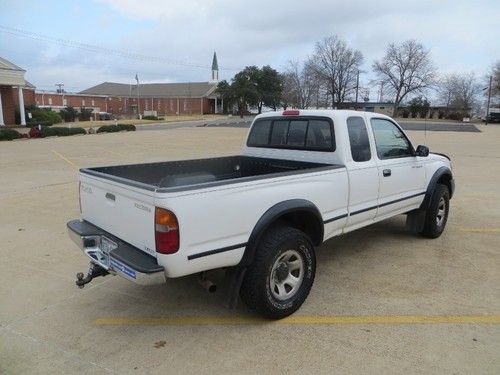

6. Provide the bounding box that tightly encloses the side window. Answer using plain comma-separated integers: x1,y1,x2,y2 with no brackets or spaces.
371,118,413,159
347,117,371,162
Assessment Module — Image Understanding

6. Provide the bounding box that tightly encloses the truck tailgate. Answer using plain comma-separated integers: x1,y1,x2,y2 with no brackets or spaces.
79,173,157,257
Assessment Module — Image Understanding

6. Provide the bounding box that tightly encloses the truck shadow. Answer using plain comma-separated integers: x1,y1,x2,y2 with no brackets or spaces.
97,215,415,317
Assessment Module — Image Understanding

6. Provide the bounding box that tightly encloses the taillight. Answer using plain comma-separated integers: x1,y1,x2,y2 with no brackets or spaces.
283,109,300,116
155,207,179,254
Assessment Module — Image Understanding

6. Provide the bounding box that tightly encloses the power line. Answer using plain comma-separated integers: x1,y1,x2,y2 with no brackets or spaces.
0,24,239,72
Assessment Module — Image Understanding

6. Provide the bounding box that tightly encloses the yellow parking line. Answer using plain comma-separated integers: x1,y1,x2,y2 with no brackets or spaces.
459,228,500,233
51,150,79,168
94,315,500,326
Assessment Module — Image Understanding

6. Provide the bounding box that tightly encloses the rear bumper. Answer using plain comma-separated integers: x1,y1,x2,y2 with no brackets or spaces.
67,219,166,286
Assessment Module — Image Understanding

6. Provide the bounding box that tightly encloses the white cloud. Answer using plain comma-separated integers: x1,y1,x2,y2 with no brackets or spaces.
3,0,499,95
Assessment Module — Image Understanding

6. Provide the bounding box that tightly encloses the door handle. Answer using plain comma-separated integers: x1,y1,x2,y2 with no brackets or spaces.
383,169,391,177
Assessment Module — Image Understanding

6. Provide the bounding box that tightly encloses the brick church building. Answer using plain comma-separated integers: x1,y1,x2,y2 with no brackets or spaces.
0,53,222,126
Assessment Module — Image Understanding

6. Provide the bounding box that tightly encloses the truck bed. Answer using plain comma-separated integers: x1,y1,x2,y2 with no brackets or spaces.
81,156,339,192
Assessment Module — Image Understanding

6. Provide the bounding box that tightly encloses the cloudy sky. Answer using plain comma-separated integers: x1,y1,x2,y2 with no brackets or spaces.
0,0,498,97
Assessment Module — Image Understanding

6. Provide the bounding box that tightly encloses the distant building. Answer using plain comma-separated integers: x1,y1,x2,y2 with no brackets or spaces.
338,102,396,116
35,52,222,117
0,57,36,126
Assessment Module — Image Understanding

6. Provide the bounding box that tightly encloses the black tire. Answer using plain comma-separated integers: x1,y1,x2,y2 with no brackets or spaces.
240,226,316,319
420,183,450,238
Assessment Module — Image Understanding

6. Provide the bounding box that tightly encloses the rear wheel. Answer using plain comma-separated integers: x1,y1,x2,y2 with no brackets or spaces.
420,183,450,238
240,226,316,319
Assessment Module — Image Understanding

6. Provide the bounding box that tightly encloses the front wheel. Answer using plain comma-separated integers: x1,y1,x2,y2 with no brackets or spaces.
420,183,450,238
240,226,316,319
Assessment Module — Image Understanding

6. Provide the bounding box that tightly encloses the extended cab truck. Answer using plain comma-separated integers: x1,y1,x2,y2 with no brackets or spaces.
67,110,454,319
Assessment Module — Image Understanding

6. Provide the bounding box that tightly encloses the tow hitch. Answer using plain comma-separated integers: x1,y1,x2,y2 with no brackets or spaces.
75,262,109,288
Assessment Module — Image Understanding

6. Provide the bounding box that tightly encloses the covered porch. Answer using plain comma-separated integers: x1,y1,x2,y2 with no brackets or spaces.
0,57,33,126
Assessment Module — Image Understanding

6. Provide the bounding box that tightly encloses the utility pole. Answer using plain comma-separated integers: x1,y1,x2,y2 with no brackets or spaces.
355,70,359,108
55,83,64,93
485,75,492,125
55,83,64,108
378,81,384,102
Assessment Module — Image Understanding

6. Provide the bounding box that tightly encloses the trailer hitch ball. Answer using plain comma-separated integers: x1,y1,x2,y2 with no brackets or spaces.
75,263,109,288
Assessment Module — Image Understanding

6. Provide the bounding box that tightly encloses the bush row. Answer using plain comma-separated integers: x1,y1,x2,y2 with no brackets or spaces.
29,126,87,138
1,123,137,141
141,115,165,121
96,124,136,133
0,128,22,141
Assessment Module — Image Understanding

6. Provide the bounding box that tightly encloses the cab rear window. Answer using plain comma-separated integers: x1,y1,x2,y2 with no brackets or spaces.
247,118,335,151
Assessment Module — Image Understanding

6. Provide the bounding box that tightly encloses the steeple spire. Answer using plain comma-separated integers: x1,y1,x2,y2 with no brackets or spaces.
211,52,219,82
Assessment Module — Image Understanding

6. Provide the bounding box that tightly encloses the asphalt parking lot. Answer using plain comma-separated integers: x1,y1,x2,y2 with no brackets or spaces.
1,125,499,374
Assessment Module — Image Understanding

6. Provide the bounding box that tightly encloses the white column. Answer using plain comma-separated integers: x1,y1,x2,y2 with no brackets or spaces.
18,87,26,126
0,89,4,126
214,97,217,114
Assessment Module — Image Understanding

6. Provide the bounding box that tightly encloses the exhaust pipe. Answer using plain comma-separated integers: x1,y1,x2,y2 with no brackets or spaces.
198,273,217,293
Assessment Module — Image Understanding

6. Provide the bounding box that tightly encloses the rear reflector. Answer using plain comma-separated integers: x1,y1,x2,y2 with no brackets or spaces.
282,109,300,116
155,207,179,254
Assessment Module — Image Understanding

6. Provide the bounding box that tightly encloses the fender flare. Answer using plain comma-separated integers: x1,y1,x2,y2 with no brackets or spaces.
419,166,454,210
239,199,324,266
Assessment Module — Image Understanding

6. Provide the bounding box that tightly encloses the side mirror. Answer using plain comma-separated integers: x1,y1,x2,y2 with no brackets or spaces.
415,145,429,157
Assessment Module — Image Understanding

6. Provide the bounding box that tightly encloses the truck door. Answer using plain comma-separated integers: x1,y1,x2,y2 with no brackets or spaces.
369,118,426,219
344,116,379,232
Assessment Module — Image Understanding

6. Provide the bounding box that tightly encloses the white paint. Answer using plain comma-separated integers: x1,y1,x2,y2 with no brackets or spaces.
76,109,451,279
0,89,4,126
18,87,26,126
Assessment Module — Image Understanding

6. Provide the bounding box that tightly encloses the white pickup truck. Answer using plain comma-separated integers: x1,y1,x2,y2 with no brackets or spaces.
67,110,454,318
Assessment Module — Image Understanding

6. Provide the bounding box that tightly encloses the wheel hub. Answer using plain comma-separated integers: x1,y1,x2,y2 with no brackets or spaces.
269,249,305,301
274,263,289,282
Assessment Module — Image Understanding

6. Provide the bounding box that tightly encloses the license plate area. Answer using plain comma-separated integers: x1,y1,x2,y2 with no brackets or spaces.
83,236,118,270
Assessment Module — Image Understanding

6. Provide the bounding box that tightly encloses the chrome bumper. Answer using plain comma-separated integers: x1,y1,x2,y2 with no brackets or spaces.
67,219,166,286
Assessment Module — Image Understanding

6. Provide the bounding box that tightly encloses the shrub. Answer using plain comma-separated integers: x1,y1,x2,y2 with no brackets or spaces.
117,124,136,131
97,124,136,133
30,107,62,125
29,127,43,138
60,106,78,122
78,107,93,121
41,127,87,137
0,128,22,141
142,115,158,120
96,125,121,133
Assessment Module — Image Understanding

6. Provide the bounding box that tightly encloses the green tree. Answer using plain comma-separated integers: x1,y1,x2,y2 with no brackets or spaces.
59,106,78,122
78,107,93,121
215,80,235,114
232,68,259,118
255,65,283,112
407,96,430,118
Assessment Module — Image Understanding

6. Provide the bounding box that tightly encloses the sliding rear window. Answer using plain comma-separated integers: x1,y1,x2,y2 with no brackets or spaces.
247,117,335,151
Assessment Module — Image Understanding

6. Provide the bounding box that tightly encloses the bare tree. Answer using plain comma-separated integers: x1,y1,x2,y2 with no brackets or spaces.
438,72,480,112
492,60,500,96
372,40,436,116
310,35,363,107
281,60,319,109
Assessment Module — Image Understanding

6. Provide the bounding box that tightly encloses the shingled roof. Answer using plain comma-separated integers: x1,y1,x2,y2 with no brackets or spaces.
79,81,217,98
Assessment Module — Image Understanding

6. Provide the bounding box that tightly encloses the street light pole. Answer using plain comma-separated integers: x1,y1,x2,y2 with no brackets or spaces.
355,70,359,105
485,75,492,125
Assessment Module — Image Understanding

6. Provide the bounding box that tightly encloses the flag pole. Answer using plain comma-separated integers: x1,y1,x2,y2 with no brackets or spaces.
136,73,141,120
